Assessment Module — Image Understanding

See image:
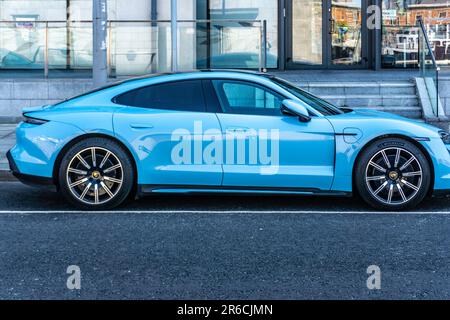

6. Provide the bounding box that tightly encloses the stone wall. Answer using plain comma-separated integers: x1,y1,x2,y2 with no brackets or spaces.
0,79,93,123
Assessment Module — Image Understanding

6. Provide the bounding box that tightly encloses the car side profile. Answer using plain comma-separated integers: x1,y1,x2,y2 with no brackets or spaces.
7,70,450,210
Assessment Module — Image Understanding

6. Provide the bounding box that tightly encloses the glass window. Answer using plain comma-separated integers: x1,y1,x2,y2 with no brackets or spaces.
0,0,149,75
292,0,323,65
212,80,283,115
382,0,450,68
114,80,206,112
208,0,278,69
0,0,280,75
331,0,363,66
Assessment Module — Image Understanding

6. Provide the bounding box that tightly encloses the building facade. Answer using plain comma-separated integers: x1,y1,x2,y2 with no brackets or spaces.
0,0,449,77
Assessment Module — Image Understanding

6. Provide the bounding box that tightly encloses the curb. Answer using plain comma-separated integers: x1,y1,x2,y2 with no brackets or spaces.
0,169,16,182
0,118,22,125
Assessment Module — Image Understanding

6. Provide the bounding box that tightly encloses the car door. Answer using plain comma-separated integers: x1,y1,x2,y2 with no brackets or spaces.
113,79,223,186
211,79,336,190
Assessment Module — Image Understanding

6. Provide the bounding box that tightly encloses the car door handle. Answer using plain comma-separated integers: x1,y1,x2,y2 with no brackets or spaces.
130,123,154,129
226,127,250,132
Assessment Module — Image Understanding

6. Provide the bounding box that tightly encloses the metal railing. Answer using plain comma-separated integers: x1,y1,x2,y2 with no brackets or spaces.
418,17,441,118
0,19,268,78
382,21,442,118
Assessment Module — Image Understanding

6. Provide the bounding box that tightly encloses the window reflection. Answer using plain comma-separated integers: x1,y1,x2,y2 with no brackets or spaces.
292,0,323,65
382,0,450,68
331,0,362,65
208,0,278,69
0,0,93,74
0,0,278,74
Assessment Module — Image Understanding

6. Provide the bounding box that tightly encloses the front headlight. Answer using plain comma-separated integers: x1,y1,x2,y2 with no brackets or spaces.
439,130,450,144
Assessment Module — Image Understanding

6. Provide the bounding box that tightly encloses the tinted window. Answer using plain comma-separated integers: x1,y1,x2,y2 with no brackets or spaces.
212,80,283,115
114,80,206,112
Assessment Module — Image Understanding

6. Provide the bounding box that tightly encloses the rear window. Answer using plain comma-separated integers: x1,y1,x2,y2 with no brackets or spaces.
113,80,206,112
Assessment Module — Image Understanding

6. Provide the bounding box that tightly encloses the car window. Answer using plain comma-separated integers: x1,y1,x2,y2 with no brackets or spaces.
114,80,206,112
212,80,283,115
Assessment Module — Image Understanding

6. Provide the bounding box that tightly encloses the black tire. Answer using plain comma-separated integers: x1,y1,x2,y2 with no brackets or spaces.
355,138,431,210
58,137,134,210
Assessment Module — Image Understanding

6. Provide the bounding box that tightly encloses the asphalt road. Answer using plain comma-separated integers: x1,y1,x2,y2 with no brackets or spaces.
1,182,450,300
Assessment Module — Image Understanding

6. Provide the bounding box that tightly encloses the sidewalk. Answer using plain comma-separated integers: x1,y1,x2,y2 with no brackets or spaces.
0,124,16,181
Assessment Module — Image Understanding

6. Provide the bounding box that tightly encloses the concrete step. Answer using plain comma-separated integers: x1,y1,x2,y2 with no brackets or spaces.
306,82,416,96
321,95,419,108
318,92,422,119
351,105,422,119
295,80,422,119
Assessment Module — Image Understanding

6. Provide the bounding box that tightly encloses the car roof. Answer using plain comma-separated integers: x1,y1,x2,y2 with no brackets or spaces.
94,69,276,93
116,69,273,85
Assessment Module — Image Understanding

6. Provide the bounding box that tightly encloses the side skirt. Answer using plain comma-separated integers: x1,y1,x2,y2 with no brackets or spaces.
138,185,352,197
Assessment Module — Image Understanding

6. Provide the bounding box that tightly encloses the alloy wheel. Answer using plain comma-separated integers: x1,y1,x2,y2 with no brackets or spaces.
66,147,123,205
365,147,423,205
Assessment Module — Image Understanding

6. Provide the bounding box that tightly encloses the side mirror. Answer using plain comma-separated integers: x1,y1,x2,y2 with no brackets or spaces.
281,99,311,122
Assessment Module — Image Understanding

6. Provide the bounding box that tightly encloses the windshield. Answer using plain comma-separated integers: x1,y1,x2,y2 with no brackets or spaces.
271,77,344,116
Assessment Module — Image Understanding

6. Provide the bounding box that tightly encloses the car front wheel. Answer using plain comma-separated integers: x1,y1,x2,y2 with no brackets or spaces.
58,137,134,210
355,138,431,210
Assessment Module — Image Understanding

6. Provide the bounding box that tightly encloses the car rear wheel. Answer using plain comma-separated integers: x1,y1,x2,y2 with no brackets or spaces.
58,137,134,210
355,138,431,210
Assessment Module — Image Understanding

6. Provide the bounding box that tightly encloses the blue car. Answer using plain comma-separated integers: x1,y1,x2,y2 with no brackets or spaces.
7,70,450,210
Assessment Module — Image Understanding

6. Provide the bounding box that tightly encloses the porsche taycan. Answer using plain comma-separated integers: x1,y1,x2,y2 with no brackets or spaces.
7,70,450,210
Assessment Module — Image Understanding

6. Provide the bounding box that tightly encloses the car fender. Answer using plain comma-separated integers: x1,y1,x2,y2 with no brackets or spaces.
331,127,445,192
10,120,86,178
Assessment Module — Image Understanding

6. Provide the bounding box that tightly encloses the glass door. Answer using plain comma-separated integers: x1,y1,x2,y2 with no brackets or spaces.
286,0,368,69
330,0,365,66
290,0,324,66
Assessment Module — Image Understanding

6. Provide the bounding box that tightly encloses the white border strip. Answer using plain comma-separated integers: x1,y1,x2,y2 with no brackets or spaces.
0,210,450,215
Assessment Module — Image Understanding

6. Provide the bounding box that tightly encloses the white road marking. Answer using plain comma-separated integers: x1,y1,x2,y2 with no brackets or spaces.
0,210,450,215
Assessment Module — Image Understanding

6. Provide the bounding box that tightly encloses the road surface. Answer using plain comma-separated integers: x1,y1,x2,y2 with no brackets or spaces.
1,182,450,299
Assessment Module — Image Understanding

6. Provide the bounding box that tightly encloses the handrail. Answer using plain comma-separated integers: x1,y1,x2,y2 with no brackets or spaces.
417,17,440,72
417,17,441,118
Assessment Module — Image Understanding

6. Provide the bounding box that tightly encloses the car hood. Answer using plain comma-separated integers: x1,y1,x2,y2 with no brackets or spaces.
327,108,442,138
337,108,420,120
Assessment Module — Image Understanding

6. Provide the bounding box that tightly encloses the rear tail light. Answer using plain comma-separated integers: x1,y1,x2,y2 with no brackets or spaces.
23,115,49,125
